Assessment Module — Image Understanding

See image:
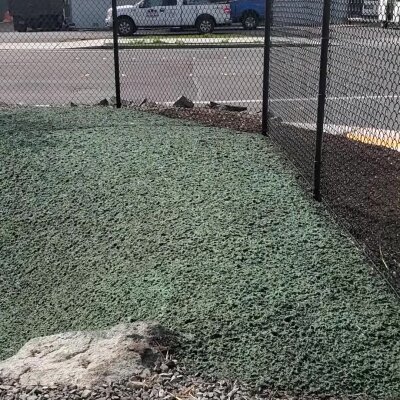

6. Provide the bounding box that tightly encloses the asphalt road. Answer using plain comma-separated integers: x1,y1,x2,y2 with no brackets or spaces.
0,25,399,132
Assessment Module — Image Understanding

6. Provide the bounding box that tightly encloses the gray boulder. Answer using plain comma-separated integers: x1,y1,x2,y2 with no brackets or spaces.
0,322,166,388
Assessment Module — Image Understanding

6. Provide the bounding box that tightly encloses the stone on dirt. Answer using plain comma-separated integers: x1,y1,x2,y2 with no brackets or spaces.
0,322,166,388
223,105,247,112
173,96,194,109
208,102,247,112
98,99,109,107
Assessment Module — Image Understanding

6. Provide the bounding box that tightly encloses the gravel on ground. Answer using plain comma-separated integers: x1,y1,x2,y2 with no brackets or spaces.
0,353,368,400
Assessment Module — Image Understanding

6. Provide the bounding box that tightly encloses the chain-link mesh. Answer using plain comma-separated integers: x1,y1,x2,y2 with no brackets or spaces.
0,0,399,286
116,0,263,109
267,0,399,287
267,0,324,184
0,0,119,105
322,0,400,286
0,0,265,109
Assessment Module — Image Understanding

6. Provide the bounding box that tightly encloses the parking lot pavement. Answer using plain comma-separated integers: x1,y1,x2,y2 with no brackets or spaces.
1,23,399,43
0,25,399,136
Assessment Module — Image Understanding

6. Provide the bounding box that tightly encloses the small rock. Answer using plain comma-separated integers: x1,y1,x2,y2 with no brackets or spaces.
98,99,109,106
140,368,151,379
165,360,175,369
81,389,91,398
121,99,132,107
209,101,221,109
223,105,247,112
160,364,169,373
127,381,145,390
138,98,148,107
173,96,194,109
149,388,157,395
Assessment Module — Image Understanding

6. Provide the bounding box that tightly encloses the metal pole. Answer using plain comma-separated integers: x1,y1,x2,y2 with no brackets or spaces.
313,0,331,201
261,0,273,136
112,0,122,109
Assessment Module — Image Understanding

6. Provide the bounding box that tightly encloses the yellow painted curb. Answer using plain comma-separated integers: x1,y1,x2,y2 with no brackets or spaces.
346,130,400,152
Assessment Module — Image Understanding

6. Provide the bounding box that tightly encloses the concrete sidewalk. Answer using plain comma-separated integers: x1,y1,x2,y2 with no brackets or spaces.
0,35,319,50
0,39,106,50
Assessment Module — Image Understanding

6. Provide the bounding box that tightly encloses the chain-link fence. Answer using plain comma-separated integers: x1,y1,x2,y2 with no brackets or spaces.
323,0,400,288
0,0,263,108
266,0,400,289
0,0,398,288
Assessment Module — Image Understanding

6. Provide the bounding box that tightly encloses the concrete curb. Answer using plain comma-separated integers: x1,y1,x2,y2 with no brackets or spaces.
87,41,320,50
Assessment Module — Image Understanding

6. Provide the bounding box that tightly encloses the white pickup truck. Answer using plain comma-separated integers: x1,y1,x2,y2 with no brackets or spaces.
106,0,231,35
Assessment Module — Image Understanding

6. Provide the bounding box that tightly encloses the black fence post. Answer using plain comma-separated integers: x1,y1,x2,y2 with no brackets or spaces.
313,0,332,201
261,0,273,136
112,0,122,109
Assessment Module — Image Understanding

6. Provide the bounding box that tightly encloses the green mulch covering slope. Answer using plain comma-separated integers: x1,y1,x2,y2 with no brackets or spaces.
1,108,400,399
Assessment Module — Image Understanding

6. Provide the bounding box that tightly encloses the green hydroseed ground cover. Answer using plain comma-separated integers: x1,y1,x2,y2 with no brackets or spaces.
1,108,400,399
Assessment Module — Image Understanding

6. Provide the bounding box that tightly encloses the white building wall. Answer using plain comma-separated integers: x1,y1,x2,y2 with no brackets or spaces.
69,0,137,29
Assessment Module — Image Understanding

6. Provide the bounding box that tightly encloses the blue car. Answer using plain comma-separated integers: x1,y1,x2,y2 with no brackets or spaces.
230,0,265,29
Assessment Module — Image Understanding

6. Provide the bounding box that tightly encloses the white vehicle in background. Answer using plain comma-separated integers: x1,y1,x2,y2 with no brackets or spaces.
105,0,231,35
379,0,400,27
361,0,380,17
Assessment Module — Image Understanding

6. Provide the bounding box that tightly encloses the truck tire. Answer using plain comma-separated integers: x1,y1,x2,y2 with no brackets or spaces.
196,15,215,34
117,16,136,36
15,25,27,32
13,17,28,32
242,11,259,30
